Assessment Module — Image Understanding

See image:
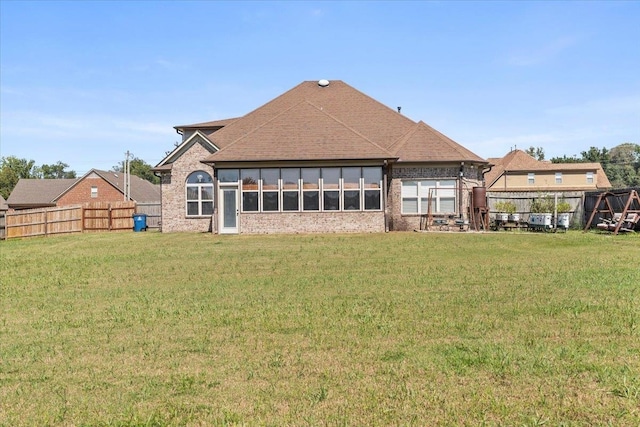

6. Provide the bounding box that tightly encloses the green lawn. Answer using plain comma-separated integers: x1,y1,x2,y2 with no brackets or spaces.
1,231,639,426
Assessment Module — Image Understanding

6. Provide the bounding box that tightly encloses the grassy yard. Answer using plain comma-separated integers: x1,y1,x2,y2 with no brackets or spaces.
1,231,639,426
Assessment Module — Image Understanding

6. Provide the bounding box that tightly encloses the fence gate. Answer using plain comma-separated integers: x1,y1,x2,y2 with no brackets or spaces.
83,201,135,231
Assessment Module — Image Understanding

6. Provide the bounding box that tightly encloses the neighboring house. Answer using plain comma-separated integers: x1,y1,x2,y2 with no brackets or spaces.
154,80,488,234
0,195,9,212
7,169,160,210
484,149,612,222
485,149,611,192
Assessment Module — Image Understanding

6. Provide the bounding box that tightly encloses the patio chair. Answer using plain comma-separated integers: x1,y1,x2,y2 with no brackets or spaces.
619,213,639,232
596,213,622,231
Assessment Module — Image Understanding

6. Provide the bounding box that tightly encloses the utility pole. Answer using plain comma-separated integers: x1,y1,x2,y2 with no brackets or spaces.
124,151,132,201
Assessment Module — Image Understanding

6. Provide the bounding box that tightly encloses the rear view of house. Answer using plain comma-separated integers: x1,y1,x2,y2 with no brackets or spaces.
154,80,488,234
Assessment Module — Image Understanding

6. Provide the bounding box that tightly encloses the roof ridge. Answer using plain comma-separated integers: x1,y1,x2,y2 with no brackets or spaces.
304,99,392,155
209,99,395,161
387,122,421,155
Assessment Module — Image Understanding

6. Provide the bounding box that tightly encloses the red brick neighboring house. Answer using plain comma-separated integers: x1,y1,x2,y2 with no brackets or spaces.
154,80,488,234
7,169,160,210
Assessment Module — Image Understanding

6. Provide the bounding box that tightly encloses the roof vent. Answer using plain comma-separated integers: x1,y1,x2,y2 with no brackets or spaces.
318,79,330,87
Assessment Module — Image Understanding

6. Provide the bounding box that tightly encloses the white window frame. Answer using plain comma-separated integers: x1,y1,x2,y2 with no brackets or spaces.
586,172,594,184
238,167,383,213
186,171,214,217
401,179,456,215
555,172,563,184
527,173,535,185
90,186,98,198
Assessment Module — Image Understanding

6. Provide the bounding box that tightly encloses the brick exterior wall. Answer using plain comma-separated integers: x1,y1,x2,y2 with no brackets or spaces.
388,165,482,231
239,211,384,234
159,146,487,234
56,173,124,206
160,141,215,232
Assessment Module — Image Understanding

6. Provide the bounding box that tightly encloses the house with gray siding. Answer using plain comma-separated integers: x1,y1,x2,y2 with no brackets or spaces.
154,80,488,234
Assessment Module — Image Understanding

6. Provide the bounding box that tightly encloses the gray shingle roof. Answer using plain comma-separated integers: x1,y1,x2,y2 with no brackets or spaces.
92,170,160,203
7,179,78,207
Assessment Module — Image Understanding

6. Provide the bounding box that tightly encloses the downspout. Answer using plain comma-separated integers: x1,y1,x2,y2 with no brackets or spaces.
458,162,464,218
210,162,218,234
383,160,389,232
154,170,163,232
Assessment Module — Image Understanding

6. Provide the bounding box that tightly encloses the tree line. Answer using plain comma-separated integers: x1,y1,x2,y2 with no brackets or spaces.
525,142,640,189
0,156,159,199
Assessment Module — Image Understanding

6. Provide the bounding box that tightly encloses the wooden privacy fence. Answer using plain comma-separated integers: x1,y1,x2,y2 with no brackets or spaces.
4,201,139,239
136,202,161,229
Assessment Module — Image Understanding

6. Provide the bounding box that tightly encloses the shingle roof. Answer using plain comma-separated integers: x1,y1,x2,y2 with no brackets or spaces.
91,170,160,203
0,195,9,211
390,121,486,163
486,149,612,189
7,179,78,207
175,117,239,130
208,100,394,163
192,80,486,165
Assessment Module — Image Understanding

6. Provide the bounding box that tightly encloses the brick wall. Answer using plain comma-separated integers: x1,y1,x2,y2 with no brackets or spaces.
160,141,215,232
239,211,384,234
388,165,482,231
57,174,124,206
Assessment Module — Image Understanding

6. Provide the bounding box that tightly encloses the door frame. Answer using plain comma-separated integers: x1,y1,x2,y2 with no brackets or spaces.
218,185,239,234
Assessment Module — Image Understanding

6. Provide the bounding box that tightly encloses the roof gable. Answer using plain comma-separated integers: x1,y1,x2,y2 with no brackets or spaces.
90,170,161,203
390,121,485,163
155,130,219,170
207,100,394,163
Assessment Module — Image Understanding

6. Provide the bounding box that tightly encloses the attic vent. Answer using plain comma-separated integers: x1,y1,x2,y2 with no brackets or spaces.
318,79,330,87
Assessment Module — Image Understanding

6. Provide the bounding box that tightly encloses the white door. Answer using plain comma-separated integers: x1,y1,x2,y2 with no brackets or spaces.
219,187,239,234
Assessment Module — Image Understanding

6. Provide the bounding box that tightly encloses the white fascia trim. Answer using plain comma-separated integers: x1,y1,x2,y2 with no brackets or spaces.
156,130,220,168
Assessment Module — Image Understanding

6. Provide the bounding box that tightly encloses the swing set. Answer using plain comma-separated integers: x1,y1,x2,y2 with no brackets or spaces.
583,189,640,234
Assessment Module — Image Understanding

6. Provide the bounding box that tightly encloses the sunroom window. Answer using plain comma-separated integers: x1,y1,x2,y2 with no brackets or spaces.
236,167,383,213
186,171,213,216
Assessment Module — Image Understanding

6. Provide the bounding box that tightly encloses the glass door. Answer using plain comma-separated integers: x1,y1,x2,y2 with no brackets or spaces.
219,187,238,234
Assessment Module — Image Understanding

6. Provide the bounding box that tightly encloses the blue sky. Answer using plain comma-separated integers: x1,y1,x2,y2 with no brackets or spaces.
1,1,638,175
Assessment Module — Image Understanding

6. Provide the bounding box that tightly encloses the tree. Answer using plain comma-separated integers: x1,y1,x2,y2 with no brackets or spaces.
606,143,640,188
525,146,545,161
0,156,38,199
34,161,77,179
112,157,159,184
581,146,610,164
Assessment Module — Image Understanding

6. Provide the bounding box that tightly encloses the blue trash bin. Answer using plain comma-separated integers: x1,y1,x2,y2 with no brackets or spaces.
133,214,147,232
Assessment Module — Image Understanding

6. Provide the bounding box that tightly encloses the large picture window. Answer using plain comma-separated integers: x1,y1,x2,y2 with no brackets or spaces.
186,171,214,216
402,180,456,215
234,166,383,213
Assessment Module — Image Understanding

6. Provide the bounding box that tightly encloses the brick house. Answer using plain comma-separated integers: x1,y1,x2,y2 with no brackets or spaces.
154,80,488,234
7,169,160,210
